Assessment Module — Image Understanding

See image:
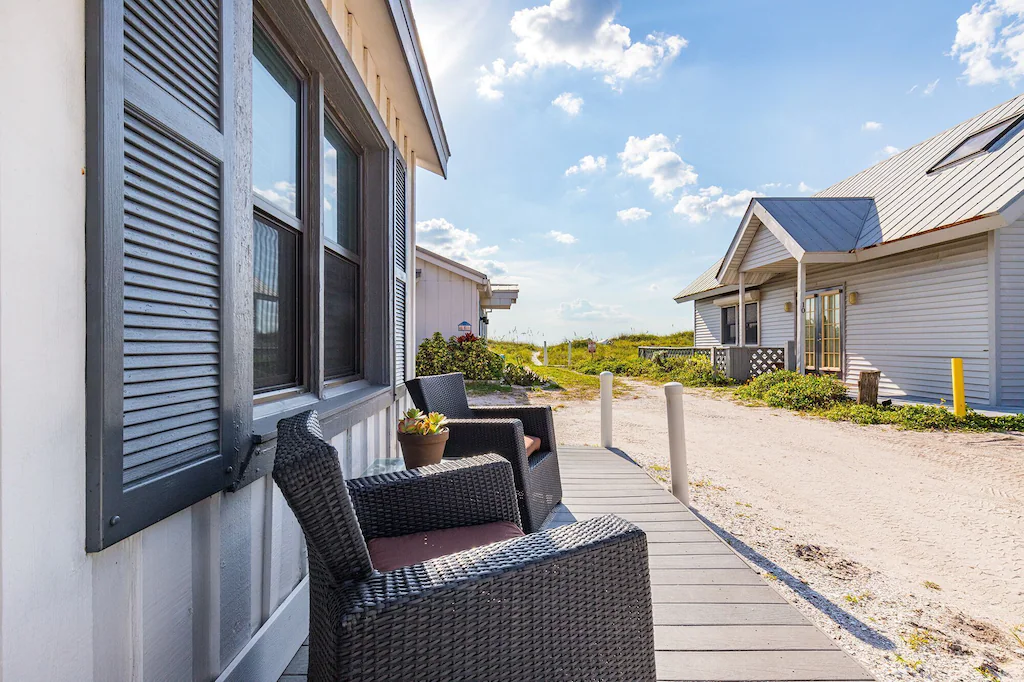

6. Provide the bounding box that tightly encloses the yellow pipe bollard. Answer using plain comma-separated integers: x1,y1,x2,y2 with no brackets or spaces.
951,358,967,418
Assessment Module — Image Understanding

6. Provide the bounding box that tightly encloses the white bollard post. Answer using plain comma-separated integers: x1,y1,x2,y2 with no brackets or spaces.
543,341,548,366
664,382,689,505
600,371,613,448
567,339,572,367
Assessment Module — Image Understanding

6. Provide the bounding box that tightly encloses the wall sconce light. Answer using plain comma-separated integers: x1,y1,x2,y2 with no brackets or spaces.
848,292,859,305
783,301,793,313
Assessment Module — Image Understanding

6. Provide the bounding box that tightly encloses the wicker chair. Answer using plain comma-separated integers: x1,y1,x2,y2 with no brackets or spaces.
273,410,656,682
406,372,562,532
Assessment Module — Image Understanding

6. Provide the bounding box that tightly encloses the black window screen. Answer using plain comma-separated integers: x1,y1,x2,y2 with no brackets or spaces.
324,250,359,380
253,218,301,391
744,302,758,345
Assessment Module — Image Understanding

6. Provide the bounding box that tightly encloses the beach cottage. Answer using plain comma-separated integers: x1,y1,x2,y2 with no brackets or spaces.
675,94,1024,407
0,0,448,679
414,245,520,344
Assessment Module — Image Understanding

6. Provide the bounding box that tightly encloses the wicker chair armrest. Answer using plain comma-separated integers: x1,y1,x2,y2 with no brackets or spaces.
347,455,521,539
470,405,556,452
442,418,531,493
348,514,648,610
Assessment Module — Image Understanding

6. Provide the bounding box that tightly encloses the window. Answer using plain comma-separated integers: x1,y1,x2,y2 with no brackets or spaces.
928,114,1024,172
803,290,842,373
722,306,737,345
721,302,758,345
323,118,361,381
252,26,303,394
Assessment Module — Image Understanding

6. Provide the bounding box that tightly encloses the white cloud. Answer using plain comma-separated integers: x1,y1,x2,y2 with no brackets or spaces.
862,121,883,131
617,207,651,222
547,230,578,244
557,298,628,322
759,181,790,191
254,181,297,215
565,154,607,176
673,186,761,223
648,283,660,291
923,78,940,95
619,134,698,198
552,92,584,116
882,145,900,156
476,0,686,99
417,218,507,275
952,0,1024,86
797,181,816,193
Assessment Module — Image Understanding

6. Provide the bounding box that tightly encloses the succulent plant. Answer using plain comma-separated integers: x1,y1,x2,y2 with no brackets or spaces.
397,408,449,436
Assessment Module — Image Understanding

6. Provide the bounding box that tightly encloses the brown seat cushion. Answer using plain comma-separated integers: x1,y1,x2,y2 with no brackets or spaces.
367,521,525,572
524,434,542,456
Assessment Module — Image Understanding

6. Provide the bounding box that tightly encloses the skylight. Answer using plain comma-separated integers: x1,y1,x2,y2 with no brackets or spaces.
928,114,1024,173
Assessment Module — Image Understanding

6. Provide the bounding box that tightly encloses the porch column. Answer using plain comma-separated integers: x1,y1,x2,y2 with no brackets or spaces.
796,259,806,373
737,270,746,347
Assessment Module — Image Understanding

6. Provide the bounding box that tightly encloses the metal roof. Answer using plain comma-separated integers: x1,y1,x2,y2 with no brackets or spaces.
673,259,724,302
816,93,1024,247
677,93,1024,300
753,197,874,252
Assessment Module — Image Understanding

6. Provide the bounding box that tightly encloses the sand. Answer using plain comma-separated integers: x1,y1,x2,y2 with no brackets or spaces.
472,379,1024,680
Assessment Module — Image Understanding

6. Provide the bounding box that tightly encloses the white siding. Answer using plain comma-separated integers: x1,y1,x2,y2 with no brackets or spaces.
0,4,421,679
741,225,793,271
758,275,796,347
998,218,1024,405
415,257,482,344
694,299,722,347
807,235,991,403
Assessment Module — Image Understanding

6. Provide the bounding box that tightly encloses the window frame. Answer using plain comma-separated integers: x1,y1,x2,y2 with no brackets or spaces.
720,301,759,346
927,113,1024,173
252,18,310,404
241,2,400,478
721,305,737,345
321,109,363,387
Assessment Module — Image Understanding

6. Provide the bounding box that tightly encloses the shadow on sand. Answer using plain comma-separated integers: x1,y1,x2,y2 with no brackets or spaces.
690,508,895,650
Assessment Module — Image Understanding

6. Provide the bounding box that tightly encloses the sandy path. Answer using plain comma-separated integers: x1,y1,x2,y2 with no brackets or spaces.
474,380,1024,680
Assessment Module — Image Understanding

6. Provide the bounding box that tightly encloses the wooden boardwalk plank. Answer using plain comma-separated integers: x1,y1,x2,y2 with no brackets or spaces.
651,585,788,604
655,625,838,651
654,604,812,626
656,651,873,681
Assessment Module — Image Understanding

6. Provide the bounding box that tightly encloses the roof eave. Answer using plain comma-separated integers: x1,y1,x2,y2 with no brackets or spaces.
387,0,450,177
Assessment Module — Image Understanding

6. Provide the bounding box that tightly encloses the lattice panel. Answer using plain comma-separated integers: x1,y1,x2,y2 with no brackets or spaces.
750,347,786,378
714,348,728,373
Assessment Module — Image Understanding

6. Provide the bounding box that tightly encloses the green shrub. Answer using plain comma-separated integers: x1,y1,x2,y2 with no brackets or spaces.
415,332,454,376
736,370,847,410
502,363,542,386
573,357,651,377
664,355,731,388
415,332,503,380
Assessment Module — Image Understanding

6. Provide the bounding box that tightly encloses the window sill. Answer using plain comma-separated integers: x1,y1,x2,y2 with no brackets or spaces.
231,382,396,492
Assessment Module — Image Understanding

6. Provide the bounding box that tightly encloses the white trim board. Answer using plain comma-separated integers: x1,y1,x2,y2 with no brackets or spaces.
216,576,309,682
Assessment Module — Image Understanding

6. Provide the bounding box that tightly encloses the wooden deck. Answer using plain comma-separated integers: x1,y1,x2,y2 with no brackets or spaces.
280,446,873,681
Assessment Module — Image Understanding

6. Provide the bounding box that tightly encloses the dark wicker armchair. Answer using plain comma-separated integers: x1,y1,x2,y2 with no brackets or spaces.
273,410,656,682
406,372,562,532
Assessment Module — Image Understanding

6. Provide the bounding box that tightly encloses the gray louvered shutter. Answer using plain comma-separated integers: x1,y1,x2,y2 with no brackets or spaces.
394,153,409,384
86,0,246,551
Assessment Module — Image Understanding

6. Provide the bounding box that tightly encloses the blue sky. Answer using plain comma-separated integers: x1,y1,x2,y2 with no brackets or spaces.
410,0,1024,344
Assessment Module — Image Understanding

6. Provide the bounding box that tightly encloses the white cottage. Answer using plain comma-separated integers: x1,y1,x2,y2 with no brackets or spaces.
675,95,1024,408
414,246,520,344
0,0,448,679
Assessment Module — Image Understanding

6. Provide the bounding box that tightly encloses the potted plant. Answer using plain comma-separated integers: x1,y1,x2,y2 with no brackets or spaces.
396,408,449,468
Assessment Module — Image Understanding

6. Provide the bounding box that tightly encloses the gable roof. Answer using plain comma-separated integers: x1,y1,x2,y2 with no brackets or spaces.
679,93,1024,298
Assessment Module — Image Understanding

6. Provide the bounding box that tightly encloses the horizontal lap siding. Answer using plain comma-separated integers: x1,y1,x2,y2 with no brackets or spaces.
758,275,796,347
741,225,791,271
694,300,721,347
807,235,990,403
999,219,1024,405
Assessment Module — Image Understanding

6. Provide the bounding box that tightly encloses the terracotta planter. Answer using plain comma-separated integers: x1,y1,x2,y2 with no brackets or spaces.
397,429,449,469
